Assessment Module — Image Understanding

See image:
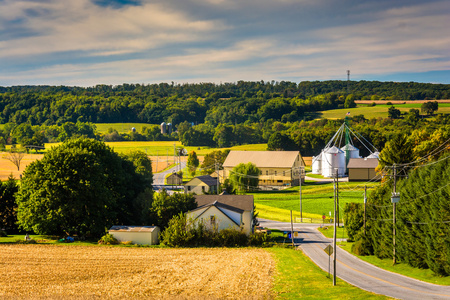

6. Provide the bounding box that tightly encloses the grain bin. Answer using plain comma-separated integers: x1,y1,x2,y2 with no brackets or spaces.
161,122,166,134
366,151,380,159
311,152,323,174
341,144,360,159
322,146,346,177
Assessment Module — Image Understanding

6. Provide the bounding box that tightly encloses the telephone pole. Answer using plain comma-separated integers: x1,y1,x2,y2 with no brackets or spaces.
364,185,367,236
299,166,303,222
391,164,400,265
333,168,338,286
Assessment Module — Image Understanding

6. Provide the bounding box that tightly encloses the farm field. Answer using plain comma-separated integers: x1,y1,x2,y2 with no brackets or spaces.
0,244,389,299
250,181,379,222
0,245,275,299
319,102,450,119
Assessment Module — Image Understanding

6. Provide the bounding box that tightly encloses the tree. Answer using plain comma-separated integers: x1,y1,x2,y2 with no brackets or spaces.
201,150,230,175
267,132,297,151
187,151,200,177
378,134,414,170
0,175,19,231
344,95,356,108
421,101,438,115
151,190,197,229
4,150,26,171
229,163,260,193
16,138,150,237
387,106,401,119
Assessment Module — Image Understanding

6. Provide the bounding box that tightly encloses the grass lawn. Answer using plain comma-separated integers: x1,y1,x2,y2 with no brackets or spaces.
318,226,349,240
250,182,379,223
269,247,389,299
0,234,98,246
339,243,450,286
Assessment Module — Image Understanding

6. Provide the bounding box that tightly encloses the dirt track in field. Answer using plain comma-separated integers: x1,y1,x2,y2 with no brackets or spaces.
0,245,275,299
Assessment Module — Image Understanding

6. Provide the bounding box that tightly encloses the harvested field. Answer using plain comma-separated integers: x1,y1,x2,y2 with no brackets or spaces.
0,245,275,299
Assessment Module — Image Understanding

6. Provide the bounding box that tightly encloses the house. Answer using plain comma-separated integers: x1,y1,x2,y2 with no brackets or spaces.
187,194,254,235
166,172,182,185
184,175,218,194
347,158,381,181
222,151,305,187
108,226,160,245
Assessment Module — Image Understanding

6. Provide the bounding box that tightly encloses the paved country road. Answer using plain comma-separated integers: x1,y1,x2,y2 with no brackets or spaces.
259,219,450,300
153,161,186,192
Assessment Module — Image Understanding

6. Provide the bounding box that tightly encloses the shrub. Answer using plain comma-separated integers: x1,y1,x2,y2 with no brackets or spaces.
351,236,372,256
0,230,7,237
218,228,248,247
98,233,120,245
248,232,272,246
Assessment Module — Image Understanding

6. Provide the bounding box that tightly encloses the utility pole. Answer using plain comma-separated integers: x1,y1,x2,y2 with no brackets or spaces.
215,158,219,195
336,173,340,227
299,166,303,222
391,164,400,265
290,210,294,247
364,185,367,236
333,168,338,286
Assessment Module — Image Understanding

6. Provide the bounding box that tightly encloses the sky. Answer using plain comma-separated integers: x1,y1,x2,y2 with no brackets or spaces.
0,0,449,87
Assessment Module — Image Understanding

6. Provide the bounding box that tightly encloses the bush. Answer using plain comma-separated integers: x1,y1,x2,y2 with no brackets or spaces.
248,232,272,246
0,230,7,237
160,213,272,247
351,236,372,256
98,233,120,245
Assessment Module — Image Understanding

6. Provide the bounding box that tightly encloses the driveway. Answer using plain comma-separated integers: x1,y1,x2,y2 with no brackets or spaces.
259,219,450,300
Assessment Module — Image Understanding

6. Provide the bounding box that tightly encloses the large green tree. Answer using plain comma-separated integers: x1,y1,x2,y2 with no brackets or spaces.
0,175,19,231
151,190,197,229
16,138,152,236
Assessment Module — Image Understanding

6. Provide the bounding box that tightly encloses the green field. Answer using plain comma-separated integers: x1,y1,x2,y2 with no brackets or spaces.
95,123,153,134
250,181,379,223
319,103,450,120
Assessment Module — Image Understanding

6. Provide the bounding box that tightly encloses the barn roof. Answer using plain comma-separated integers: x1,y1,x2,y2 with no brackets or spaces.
347,158,379,169
223,151,301,168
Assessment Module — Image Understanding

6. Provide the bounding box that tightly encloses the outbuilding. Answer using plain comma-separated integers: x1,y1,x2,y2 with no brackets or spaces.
347,158,380,181
109,226,160,245
184,175,218,194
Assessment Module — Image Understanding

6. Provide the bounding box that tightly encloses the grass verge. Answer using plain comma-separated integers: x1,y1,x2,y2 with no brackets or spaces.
268,247,389,299
339,243,450,286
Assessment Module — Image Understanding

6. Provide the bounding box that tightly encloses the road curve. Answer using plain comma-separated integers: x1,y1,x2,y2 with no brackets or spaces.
259,219,450,300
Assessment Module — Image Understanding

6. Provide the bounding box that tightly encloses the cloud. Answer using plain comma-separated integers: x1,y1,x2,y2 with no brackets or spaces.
0,0,449,85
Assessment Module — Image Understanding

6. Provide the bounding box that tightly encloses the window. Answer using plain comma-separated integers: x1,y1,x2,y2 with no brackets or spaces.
266,170,268,175
210,216,216,226
283,171,285,176
274,171,277,176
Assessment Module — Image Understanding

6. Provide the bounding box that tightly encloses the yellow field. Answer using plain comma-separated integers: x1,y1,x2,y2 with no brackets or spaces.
0,245,275,299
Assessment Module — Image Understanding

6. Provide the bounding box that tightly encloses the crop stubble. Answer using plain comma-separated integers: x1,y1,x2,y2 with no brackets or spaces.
0,245,275,299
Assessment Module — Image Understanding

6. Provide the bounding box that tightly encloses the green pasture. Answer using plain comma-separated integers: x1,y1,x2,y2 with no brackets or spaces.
269,247,389,299
319,103,450,120
251,182,379,223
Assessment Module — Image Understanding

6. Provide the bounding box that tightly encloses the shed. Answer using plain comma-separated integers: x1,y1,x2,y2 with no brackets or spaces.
166,172,182,185
184,175,218,194
347,158,380,181
109,226,160,245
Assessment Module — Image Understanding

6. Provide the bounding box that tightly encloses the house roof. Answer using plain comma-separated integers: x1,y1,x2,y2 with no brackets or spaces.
190,202,241,226
109,226,159,232
347,158,379,169
223,151,301,168
185,175,218,186
195,195,254,211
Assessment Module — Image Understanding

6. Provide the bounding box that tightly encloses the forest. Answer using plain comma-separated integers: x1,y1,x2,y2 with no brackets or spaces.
0,80,449,154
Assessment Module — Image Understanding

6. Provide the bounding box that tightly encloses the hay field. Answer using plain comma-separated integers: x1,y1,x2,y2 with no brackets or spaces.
0,152,44,181
0,245,275,299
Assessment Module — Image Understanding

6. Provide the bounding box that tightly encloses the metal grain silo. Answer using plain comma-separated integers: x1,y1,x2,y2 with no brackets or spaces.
161,122,166,134
366,151,380,159
311,152,323,174
341,144,360,159
322,146,346,177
